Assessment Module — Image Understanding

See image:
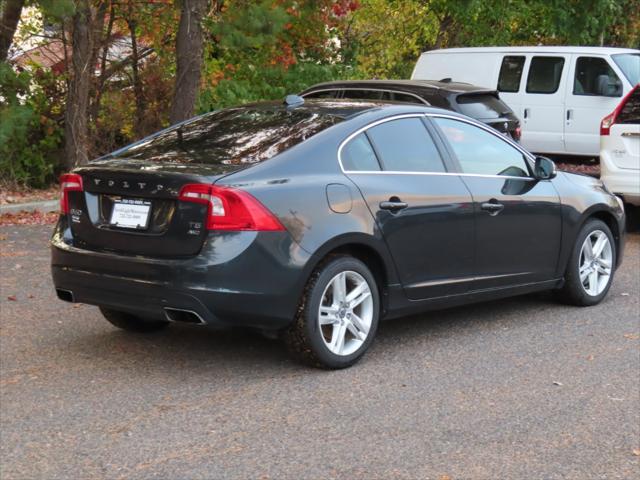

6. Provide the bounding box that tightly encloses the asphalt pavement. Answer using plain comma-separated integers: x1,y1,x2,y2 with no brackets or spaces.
1,225,639,480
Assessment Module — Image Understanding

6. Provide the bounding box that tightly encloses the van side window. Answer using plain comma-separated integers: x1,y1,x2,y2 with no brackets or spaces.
303,90,341,99
526,57,565,94
498,56,525,92
573,57,622,97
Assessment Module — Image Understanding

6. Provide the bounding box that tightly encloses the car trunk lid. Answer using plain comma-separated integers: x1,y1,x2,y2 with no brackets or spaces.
67,159,239,257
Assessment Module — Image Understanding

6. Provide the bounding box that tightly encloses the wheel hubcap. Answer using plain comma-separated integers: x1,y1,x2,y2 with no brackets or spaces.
579,230,612,297
318,271,373,356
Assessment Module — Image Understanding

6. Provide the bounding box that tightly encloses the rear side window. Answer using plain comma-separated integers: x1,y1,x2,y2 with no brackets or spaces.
341,133,380,171
526,57,565,94
456,94,511,120
498,56,525,92
434,117,530,177
366,118,445,173
573,57,621,96
304,90,341,99
618,88,640,124
342,90,383,100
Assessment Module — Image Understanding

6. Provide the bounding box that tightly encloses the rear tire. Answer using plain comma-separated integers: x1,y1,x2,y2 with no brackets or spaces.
100,307,169,333
282,256,380,369
557,219,616,306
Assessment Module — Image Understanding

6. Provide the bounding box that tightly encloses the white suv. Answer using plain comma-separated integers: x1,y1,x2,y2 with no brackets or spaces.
600,84,640,205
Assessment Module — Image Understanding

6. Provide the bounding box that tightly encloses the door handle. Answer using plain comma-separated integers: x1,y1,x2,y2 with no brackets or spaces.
621,132,640,138
379,198,408,212
481,201,505,216
523,108,530,119
566,109,573,121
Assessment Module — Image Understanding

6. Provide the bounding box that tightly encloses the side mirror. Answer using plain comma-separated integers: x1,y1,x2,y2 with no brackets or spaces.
596,74,622,97
534,156,557,180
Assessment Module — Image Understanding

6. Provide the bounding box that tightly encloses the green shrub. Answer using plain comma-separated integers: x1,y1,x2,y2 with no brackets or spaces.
0,63,63,187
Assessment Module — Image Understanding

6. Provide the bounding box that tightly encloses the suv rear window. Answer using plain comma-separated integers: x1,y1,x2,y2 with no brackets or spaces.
618,88,640,124
455,94,511,120
111,108,342,165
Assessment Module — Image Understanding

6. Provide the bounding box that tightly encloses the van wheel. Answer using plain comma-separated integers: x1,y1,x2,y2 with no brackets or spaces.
557,219,616,306
100,307,169,333
282,256,380,369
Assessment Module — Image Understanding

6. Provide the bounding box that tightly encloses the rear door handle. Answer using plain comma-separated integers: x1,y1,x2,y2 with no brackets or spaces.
379,199,408,212
566,109,573,121
481,201,505,216
621,132,640,138
523,108,530,119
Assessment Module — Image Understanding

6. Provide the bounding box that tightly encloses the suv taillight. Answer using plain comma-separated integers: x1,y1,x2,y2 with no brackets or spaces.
178,184,285,231
59,173,83,214
601,85,638,136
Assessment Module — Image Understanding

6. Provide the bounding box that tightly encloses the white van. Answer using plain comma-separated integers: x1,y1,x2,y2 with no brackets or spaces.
412,46,639,157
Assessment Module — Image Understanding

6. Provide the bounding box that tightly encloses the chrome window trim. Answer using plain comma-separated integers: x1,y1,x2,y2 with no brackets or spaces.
302,88,430,106
337,112,536,181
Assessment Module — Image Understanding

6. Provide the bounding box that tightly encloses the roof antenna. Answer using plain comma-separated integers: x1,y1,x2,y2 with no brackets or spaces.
439,77,452,83
283,94,305,107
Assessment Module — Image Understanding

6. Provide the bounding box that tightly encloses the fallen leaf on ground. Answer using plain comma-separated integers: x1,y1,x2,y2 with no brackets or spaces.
633,448,640,456
620,292,630,296
7,295,17,301
553,381,563,386
439,475,452,480
586,355,594,361
623,333,639,340
0,234,6,240
0,211,58,226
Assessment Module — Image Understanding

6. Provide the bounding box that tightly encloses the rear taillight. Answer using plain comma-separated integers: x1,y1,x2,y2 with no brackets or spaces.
600,85,638,136
59,173,83,214
178,184,285,231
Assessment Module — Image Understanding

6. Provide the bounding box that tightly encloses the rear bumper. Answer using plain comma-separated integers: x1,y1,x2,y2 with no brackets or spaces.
51,218,310,329
600,150,640,205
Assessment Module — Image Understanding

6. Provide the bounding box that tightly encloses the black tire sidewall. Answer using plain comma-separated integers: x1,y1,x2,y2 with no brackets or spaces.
565,219,616,306
303,257,380,368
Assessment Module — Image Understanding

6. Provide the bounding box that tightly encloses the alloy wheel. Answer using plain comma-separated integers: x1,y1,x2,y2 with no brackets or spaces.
579,230,613,296
318,270,374,356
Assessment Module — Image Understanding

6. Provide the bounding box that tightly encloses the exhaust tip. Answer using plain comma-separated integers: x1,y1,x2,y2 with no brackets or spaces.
163,307,206,325
56,289,74,303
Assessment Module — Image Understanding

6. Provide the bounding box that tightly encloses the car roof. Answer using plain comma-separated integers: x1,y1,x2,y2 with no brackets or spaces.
421,46,640,55
301,79,495,95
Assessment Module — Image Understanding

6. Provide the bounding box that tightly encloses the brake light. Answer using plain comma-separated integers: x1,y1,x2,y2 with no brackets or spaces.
178,184,285,231
600,85,638,136
59,173,83,214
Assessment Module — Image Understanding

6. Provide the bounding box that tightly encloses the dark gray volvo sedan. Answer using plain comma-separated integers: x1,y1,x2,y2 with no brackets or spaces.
52,98,625,368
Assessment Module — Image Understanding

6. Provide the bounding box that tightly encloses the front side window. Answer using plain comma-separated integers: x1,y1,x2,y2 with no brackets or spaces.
366,117,446,173
573,57,621,96
498,56,525,92
526,56,565,94
341,133,381,171
434,117,530,177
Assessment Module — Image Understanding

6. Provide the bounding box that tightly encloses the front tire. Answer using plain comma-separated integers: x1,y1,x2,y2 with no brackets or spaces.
100,307,169,333
282,256,380,369
557,219,616,306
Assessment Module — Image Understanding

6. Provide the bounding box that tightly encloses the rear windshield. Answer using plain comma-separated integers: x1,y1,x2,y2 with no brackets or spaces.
612,54,639,86
111,107,342,165
618,88,640,124
455,94,511,120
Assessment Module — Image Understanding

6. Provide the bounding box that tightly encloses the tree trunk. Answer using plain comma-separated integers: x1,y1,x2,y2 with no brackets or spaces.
169,0,208,125
127,16,145,138
0,0,24,62
64,0,95,169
